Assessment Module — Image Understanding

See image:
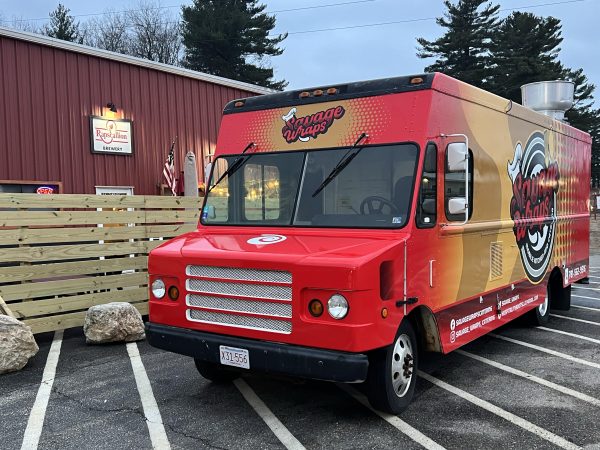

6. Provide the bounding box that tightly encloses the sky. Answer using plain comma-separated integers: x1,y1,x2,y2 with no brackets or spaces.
1,0,598,107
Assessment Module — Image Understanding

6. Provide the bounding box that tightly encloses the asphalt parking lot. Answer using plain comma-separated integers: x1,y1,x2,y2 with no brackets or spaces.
3,265,600,450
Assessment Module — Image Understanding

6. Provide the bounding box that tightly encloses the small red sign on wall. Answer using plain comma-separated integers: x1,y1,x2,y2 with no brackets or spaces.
36,186,54,194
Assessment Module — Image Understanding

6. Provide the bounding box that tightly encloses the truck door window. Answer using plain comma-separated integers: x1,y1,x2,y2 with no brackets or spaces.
244,164,280,220
416,143,437,228
445,147,473,221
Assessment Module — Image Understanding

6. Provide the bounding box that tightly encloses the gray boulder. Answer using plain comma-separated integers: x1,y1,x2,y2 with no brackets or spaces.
84,302,145,344
0,315,39,374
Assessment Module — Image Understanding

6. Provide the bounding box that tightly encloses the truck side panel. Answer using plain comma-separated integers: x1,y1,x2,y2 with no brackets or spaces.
409,74,590,352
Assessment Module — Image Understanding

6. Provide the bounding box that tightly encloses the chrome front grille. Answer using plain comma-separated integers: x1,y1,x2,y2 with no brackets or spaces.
187,279,291,300
187,310,292,334
185,265,292,334
187,265,291,283
187,294,292,318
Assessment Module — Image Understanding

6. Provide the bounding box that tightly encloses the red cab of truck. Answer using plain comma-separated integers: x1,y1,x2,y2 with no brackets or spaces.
146,73,591,413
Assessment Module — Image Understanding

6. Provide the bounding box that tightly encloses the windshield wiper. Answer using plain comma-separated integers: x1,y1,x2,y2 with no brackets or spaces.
311,133,368,197
207,142,256,194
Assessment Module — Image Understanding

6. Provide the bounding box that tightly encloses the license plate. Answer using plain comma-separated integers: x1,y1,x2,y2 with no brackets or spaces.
219,345,250,369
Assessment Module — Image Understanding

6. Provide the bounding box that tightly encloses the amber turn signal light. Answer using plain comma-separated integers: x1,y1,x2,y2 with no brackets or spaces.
299,91,310,98
410,77,424,85
326,87,337,95
309,299,323,317
168,285,179,300
381,308,388,318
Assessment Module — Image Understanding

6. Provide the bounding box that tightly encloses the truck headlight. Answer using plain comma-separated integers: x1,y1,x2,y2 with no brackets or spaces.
327,294,348,319
152,279,166,299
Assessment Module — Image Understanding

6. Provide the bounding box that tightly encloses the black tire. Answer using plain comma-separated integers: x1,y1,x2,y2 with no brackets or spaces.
365,320,418,414
194,359,239,383
550,275,571,311
526,291,550,326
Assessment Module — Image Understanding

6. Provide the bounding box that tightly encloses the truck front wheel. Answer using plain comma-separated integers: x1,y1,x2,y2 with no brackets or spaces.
366,320,418,414
194,359,240,383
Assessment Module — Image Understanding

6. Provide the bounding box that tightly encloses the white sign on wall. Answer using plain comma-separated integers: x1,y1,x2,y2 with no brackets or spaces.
90,116,134,155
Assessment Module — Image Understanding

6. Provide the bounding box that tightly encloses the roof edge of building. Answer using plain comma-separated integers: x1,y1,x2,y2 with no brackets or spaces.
0,26,273,96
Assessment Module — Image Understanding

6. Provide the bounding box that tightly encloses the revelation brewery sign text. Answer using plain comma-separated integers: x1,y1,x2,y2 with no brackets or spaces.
90,116,134,155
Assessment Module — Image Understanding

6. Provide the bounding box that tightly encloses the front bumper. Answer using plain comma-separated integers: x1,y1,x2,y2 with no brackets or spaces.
146,322,369,383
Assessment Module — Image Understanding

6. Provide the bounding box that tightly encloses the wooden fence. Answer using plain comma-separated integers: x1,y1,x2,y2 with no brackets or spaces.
0,194,202,333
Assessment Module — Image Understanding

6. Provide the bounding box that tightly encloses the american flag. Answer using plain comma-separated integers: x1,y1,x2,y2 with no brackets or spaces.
162,138,177,196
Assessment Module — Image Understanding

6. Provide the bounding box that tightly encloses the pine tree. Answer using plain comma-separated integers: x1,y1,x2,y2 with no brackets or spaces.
416,0,500,88
488,12,600,187
488,12,564,101
44,4,83,43
181,0,287,90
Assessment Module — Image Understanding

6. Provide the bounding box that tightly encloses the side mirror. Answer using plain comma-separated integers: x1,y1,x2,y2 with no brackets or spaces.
448,197,467,215
422,198,436,215
447,142,468,172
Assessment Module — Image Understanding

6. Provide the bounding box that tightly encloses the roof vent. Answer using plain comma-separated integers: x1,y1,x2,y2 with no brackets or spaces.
520,81,574,122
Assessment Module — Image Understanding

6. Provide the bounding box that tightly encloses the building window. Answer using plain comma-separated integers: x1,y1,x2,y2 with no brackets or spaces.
0,180,62,194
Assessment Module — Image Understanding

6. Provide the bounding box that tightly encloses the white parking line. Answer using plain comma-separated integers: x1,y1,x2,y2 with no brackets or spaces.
234,378,306,450
456,350,600,407
336,384,446,450
418,371,581,450
550,314,600,326
537,327,600,345
126,343,171,450
490,333,600,369
572,294,600,302
21,330,63,450
586,275,600,279
572,286,600,292
572,305,600,312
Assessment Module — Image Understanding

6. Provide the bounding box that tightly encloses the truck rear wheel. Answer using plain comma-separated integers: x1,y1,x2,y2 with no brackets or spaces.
194,359,239,383
527,292,550,326
366,320,418,414
549,272,571,311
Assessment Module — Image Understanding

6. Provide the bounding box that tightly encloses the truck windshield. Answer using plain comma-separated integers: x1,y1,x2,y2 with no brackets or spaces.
202,143,419,228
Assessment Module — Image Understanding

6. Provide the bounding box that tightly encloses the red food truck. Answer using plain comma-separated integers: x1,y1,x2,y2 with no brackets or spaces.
146,73,591,413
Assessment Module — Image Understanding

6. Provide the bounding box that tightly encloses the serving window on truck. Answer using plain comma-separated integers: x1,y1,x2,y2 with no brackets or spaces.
202,143,419,228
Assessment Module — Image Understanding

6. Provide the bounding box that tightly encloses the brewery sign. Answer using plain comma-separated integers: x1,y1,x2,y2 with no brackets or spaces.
90,116,134,155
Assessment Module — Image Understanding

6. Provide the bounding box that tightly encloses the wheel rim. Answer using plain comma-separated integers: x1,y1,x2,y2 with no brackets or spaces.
538,295,549,316
391,334,414,398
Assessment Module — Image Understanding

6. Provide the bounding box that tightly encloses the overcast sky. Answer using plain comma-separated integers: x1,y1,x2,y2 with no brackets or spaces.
1,0,598,107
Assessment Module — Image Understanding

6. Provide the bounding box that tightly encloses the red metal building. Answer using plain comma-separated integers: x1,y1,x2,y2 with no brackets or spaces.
0,27,269,195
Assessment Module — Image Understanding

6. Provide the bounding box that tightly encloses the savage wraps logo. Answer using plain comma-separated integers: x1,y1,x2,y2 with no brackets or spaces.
281,106,345,144
247,234,287,245
507,132,560,283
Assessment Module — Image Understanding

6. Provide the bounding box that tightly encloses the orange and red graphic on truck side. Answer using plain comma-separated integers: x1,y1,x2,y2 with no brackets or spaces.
146,73,591,414
508,132,561,283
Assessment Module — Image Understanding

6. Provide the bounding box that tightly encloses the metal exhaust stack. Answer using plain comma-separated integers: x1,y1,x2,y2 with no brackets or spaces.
520,80,574,122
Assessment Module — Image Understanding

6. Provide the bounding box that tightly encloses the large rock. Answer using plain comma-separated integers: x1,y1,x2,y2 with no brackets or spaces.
84,302,145,344
0,315,39,374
